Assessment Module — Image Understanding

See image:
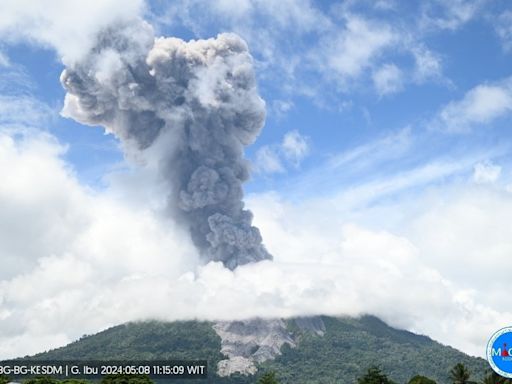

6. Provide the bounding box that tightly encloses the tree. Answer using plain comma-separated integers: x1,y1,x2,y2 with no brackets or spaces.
100,375,153,384
450,363,477,384
482,371,512,384
24,377,61,384
258,371,279,384
61,380,90,384
357,367,397,384
0,375,10,384
408,375,437,384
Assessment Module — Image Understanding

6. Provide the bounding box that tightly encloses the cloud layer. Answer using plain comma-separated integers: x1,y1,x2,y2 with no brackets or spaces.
1,124,511,359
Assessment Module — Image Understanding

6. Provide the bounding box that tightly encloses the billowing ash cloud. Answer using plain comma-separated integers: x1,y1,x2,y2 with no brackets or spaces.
60,20,272,269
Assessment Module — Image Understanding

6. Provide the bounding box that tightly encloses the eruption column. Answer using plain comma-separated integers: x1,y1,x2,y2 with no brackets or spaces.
61,21,272,269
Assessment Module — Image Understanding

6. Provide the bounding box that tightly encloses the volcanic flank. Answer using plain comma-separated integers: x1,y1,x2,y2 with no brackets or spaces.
61,20,272,270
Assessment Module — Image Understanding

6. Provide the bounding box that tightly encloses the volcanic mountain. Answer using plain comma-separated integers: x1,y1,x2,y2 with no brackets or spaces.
28,315,487,384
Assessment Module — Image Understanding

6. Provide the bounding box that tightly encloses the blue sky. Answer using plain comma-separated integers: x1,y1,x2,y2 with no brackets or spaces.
4,0,512,201
1,0,512,359
2,0,512,200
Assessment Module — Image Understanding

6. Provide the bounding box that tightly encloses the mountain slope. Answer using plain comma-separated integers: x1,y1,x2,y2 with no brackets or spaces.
29,316,488,384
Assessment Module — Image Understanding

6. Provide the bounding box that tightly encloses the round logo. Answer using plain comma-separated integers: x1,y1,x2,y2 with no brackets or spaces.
487,327,512,378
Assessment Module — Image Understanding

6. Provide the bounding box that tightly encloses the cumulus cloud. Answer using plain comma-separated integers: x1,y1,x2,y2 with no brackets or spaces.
0,51,9,67
472,161,501,184
372,63,403,96
411,46,443,83
159,0,447,100
435,79,512,132
0,122,510,359
0,128,198,357
420,0,485,31
319,15,396,85
0,0,145,64
408,186,512,293
255,146,285,174
255,130,309,174
494,10,512,52
155,0,330,97
271,100,294,118
281,130,309,166
249,180,512,356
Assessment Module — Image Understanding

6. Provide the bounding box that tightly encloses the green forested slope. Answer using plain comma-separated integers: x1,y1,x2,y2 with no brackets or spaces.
260,316,486,383
27,316,488,384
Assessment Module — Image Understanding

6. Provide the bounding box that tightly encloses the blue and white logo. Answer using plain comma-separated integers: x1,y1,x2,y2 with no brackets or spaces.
487,327,512,378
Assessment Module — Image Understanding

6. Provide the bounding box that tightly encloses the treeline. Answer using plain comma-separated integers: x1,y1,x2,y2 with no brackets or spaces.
0,374,153,384
353,364,512,384
1,363,510,384
258,364,512,383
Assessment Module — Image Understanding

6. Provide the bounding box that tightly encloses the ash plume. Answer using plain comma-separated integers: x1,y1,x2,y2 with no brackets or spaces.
60,20,272,269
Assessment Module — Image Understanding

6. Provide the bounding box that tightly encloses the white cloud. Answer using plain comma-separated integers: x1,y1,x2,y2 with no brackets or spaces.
0,51,9,67
373,0,397,11
0,95,55,127
0,124,510,359
321,16,396,84
421,0,484,31
0,66,35,96
372,63,403,96
327,128,411,171
284,126,496,202
411,46,443,82
255,146,285,174
0,0,145,64
271,99,294,118
327,159,474,211
472,161,501,184
155,0,329,88
247,183,512,357
281,130,309,166
159,0,445,99
494,10,512,52
254,130,309,174
436,79,512,132
408,186,512,313
0,128,198,358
